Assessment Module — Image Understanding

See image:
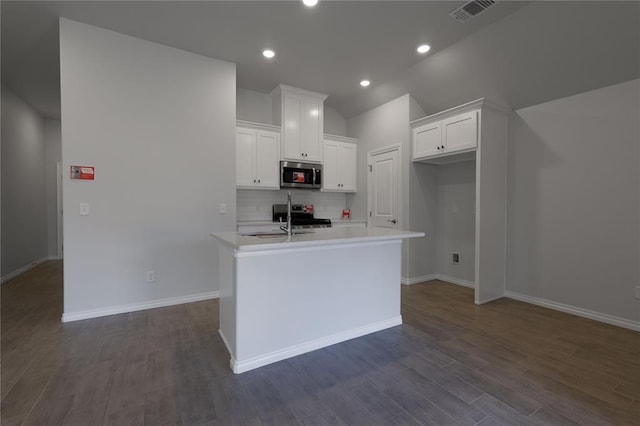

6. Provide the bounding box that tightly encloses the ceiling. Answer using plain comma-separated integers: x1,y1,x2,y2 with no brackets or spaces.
2,1,639,120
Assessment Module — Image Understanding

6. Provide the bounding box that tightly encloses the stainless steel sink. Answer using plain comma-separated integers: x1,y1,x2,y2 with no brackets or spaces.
240,232,286,238
240,230,315,238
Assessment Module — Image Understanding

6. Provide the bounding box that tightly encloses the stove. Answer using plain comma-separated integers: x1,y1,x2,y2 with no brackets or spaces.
272,204,332,228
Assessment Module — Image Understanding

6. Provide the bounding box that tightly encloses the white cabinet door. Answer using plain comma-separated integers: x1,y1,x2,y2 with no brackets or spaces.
323,140,340,191
413,122,442,159
236,129,256,187
276,87,326,163
442,111,477,153
338,143,357,192
236,126,280,190
255,131,280,189
301,96,323,162
282,92,303,161
322,139,357,192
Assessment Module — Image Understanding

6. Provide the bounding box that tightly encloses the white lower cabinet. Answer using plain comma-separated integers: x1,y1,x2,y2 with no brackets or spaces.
236,122,280,190
323,136,357,192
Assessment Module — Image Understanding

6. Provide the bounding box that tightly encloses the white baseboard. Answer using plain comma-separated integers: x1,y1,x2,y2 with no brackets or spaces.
401,274,437,285
1,256,54,284
433,274,475,288
218,329,235,372
61,291,220,322
504,291,640,332
402,273,475,288
475,293,505,305
230,316,403,374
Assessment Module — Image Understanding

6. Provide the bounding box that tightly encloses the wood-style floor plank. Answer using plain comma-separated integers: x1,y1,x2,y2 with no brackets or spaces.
2,262,638,425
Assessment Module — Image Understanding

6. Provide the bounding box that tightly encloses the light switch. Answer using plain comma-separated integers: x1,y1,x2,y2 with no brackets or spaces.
79,203,90,216
219,203,227,214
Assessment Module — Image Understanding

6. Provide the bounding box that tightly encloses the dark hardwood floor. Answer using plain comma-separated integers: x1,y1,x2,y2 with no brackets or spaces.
1,260,638,425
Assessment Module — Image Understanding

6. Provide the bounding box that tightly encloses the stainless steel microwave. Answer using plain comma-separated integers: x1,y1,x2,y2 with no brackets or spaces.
280,161,322,190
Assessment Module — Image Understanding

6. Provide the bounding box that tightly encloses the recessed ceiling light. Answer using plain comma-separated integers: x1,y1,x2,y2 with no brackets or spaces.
417,44,431,54
303,0,318,6
360,80,370,87
262,49,275,59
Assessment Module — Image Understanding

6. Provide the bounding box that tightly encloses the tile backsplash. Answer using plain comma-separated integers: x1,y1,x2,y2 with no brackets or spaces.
237,189,347,221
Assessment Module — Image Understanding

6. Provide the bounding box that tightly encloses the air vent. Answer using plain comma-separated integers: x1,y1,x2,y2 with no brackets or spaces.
449,0,498,23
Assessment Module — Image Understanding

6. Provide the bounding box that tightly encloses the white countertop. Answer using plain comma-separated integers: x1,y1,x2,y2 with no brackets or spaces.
212,227,424,252
236,219,367,226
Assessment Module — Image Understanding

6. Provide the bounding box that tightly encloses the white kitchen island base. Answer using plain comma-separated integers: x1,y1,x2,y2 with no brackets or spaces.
213,227,423,374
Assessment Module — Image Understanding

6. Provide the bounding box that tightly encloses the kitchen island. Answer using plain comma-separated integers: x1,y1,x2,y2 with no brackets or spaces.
212,227,424,373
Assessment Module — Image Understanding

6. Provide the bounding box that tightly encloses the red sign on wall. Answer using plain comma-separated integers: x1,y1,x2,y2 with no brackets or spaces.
70,166,95,180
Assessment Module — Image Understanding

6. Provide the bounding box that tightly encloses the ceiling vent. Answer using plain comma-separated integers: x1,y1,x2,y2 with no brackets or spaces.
449,0,499,23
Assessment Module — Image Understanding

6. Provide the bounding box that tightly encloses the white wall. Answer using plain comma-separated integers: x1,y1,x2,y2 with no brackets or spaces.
407,162,437,281
1,86,48,278
45,120,62,258
347,94,434,281
323,107,347,137
236,87,348,136
60,19,236,317
507,79,639,322
237,88,272,125
347,95,410,222
435,161,476,283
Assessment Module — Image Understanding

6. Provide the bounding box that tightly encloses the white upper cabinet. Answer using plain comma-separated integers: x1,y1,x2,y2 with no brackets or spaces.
236,121,281,190
413,121,442,159
411,102,481,163
322,136,357,192
442,111,478,153
281,92,303,160
272,85,327,163
236,128,257,188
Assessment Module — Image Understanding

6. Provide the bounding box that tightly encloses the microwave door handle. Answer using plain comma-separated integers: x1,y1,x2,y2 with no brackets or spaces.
312,168,316,185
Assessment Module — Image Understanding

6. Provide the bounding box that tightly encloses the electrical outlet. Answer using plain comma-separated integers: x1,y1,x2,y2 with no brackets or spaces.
79,203,90,216
147,270,155,283
635,286,640,300
452,252,460,264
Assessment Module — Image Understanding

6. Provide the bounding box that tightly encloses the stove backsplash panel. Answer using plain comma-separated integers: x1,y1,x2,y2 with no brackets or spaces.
237,189,347,221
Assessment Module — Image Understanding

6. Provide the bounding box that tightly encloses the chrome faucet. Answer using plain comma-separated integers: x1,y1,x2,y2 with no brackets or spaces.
280,190,292,237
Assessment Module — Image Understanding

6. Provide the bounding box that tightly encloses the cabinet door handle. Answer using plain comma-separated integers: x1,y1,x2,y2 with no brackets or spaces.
388,219,397,224
258,179,261,183
441,145,445,149
253,179,256,183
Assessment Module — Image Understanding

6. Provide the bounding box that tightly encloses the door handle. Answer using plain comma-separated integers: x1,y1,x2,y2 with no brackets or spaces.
388,219,397,224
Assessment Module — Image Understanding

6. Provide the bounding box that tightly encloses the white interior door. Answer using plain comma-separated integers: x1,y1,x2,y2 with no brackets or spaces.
369,148,399,229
